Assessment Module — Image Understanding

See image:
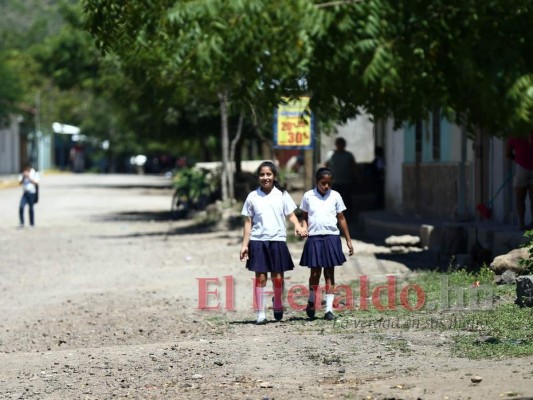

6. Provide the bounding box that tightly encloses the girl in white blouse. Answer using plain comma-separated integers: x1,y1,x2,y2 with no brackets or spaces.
240,161,307,324
299,167,353,321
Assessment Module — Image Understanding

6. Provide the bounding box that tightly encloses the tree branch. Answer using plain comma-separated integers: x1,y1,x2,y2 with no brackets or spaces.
315,0,365,9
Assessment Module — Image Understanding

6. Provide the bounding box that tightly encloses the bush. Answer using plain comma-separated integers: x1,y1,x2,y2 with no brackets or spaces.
172,167,220,209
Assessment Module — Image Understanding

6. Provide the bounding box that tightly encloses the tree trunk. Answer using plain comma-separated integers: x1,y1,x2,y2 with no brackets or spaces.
218,92,230,203
235,139,242,174
229,110,244,202
248,102,273,160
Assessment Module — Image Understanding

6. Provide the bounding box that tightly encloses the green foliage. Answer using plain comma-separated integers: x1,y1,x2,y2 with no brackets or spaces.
0,55,22,121
0,0,66,51
518,229,533,274
0,1,121,146
3,0,532,161
82,0,533,150
172,167,218,204
84,0,322,111
336,267,498,322
329,268,533,359
509,74,533,130
31,20,101,91
452,304,533,358
308,0,533,135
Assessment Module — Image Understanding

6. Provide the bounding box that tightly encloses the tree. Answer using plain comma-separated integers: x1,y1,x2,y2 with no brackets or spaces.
82,0,533,199
0,56,22,123
307,0,533,136
83,0,323,201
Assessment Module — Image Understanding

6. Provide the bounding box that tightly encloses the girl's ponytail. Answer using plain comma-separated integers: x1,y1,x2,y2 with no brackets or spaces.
273,179,286,193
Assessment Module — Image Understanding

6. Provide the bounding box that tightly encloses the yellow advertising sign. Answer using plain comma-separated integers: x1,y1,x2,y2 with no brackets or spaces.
274,96,314,149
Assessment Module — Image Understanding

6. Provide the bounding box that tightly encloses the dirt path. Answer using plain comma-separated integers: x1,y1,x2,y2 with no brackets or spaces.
1,174,532,399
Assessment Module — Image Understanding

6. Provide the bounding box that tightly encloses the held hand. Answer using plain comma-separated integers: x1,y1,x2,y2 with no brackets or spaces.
240,247,249,261
295,227,308,237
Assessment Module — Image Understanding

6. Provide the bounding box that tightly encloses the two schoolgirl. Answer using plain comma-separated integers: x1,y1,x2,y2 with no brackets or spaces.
240,162,353,324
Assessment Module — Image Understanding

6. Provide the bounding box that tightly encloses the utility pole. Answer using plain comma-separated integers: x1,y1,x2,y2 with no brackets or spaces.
33,90,41,168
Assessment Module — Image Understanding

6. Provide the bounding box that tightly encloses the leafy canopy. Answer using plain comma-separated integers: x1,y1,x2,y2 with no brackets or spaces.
83,0,533,137
307,0,533,136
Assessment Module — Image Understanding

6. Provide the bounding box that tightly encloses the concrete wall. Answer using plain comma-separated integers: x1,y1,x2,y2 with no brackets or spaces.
320,114,375,165
402,162,473,218
488,136,519,224
385,120,404,214
0,115,20,174
37,132,53,171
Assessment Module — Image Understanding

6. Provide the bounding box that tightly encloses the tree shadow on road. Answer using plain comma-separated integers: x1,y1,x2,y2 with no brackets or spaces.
347,219,444,272
92,220,241,240
56,183,172,190
93,210,244,238
375,251,445,272
94,211,173,222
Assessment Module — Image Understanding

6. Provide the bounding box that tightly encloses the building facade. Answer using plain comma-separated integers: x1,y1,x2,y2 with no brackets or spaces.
0,114,21,174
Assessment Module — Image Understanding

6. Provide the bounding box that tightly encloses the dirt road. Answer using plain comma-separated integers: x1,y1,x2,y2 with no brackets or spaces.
1,174,532,399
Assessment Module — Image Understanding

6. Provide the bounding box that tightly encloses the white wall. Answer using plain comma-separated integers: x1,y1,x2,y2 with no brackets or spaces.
384,119,404,214
320,113,375,164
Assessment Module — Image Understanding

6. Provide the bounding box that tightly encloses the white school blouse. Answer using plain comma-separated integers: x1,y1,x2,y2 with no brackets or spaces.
300,188,346,236
241,187,297,241
18,169,40,194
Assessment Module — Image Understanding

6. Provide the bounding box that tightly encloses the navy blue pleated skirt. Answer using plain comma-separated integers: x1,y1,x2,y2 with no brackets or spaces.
246,240,295,273
299,235,346,268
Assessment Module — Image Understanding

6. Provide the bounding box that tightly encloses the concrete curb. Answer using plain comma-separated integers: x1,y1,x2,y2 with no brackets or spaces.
358,210,528,258
0,178,19,190
0,170,70,190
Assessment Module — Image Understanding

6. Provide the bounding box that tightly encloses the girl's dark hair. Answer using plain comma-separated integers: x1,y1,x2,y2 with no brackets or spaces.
315,167,334,181
257,160,285,192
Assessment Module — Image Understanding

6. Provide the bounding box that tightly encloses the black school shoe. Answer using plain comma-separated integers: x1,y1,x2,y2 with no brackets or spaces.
272,297,283,321
324,311,335,321
306,301,315,319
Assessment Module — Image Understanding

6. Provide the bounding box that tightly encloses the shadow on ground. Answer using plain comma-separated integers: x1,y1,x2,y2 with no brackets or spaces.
375,251,446,272
94,211,173,223
94,210,445,271
52,184,172,190
91,218,239,240
348,217,445,272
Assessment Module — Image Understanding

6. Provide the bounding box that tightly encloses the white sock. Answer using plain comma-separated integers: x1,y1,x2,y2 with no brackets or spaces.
255,287,266,321
326,294,335,313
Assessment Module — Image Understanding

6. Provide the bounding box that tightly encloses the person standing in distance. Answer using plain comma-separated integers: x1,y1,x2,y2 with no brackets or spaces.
506,130,533,230
299,167,354,321
325,137,358,222
18,164,40,228
240,161,307,324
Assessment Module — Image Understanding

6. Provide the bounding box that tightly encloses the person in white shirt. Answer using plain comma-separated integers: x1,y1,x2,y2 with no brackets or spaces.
240,161,307,324
18,165,40,228
299,167,354,321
